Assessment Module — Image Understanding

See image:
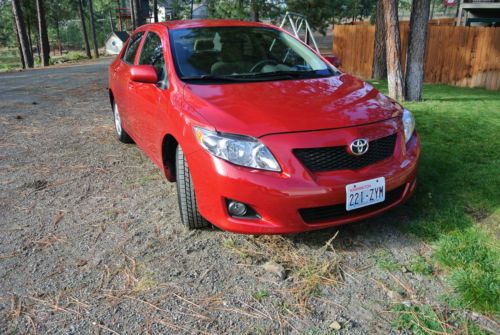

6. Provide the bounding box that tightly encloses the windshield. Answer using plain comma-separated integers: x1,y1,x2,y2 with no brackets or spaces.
169,26,336,82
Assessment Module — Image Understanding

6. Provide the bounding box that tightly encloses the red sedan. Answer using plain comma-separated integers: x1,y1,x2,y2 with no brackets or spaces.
108,20,420,234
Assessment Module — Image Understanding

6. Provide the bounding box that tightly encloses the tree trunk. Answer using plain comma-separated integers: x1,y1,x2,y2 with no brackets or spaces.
36,0,50,66
88,0,99,58
117,0,123,30
11,0,33,68
405,0,431,101
78,0,92,59
372,0,387,79
109,9,114,32
12,16,26,69
134,0,145,26
130,0,136,29
33,15,41,61
250,0,260,22
35,29,41,61
55,17,63,55
26,14,33,55
153,0,158,22
382,0,404,101
250,9,259,22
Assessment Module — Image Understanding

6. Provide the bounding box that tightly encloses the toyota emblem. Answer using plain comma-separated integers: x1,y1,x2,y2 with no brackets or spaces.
349,138,369,156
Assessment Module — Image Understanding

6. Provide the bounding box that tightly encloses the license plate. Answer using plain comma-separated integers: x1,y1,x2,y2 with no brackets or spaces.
346,177,385,211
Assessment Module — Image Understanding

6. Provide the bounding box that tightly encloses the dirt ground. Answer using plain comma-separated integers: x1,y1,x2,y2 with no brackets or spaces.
1,60,451,334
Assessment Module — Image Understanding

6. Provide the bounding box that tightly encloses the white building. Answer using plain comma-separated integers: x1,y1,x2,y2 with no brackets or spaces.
105,31,129,55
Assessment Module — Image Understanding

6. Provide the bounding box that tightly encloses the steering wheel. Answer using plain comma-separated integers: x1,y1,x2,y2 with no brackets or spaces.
249,59,278,73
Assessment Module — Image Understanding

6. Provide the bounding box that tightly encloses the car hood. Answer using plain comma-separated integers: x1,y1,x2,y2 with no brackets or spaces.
183,74,402,138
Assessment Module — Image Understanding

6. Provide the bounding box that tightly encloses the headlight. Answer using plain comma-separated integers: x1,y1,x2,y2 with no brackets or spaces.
402,108,415,143
193,127,281,172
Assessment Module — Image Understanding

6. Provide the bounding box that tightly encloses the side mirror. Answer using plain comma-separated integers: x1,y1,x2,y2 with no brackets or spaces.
324,55,341,68
130,65,158,84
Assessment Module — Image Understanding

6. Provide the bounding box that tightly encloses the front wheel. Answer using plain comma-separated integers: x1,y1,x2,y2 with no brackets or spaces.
113,102,134,143
175,146,210,229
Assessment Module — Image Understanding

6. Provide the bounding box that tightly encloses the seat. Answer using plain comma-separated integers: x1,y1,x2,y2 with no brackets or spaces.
211,41,250,75
193,39,214,52
187,39,219,75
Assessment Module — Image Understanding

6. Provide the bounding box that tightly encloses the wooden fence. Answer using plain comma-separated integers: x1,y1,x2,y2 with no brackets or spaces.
332,25,500,90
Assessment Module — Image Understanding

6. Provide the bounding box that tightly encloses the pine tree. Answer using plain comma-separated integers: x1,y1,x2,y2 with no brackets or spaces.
382,0,404,100
11,0,33,68
405,0,431,101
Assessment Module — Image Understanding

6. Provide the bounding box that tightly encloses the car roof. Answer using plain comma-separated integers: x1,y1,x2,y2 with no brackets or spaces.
147,19,273,30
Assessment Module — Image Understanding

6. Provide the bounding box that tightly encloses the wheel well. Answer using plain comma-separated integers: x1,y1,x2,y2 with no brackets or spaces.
162,134,178,182
108,89,114,108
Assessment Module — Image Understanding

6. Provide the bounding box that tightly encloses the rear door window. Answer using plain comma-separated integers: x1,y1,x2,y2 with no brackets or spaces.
123,32,144,64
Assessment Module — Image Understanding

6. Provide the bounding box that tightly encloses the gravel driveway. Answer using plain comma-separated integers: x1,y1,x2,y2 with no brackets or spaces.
1,60,445,334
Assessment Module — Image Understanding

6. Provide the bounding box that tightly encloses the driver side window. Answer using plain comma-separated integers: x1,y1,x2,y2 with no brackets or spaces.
123,32,144,64
138,32,167,89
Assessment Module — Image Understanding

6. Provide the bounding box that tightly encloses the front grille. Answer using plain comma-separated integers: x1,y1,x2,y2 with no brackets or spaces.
299,185,406,224
294,134,397,172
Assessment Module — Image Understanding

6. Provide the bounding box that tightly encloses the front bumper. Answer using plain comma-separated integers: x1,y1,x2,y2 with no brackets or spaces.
187,120,420,234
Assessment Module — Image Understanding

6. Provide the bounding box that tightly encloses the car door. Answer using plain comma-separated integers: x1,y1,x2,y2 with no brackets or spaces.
115,31,144,138
128,31,169,163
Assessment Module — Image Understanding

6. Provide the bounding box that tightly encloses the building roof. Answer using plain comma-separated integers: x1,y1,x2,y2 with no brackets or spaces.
112,31,130,42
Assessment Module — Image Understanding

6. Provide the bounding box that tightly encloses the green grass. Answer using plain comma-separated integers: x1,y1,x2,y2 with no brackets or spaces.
373,249,400,272
0,48,89,72
49,51,88,65
435,228,499,313
370,82,500,316
392,303,492,335
392,304,450,335
0,48,21,72
252,289,270,302
408,256,433,276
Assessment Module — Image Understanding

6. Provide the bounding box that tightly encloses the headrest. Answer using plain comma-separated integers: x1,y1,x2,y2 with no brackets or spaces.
194,39,214,52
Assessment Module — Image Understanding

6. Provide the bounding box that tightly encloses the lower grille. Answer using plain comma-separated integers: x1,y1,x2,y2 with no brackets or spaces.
294,134,397,172
299,185,406,224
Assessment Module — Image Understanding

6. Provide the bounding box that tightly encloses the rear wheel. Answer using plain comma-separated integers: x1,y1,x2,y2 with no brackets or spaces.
175,146,210,229
113,102,134,143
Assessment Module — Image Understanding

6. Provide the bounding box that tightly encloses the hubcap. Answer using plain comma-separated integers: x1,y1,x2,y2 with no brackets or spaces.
114,104,122,136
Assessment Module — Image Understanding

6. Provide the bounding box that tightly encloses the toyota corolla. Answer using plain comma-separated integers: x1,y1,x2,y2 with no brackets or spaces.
108,20,420,234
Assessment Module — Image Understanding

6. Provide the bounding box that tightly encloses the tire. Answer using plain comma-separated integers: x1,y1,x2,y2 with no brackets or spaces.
113,102,134,144
175,146,210,229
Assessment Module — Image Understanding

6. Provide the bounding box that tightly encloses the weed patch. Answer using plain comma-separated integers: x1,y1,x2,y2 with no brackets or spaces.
373,249,400,272
223,235,341,305
252,290,270,302
433,227,499,314
392,303,492,335
408,256,434,276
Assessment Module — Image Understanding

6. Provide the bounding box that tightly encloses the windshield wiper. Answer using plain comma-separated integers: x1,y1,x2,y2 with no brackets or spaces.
181,70,332,83
261,70,317,76
181,74,249,82
234,70,331,79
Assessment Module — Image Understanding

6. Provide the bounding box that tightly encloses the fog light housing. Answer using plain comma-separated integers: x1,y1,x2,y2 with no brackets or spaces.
225,199,260,219
228,201,247,216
